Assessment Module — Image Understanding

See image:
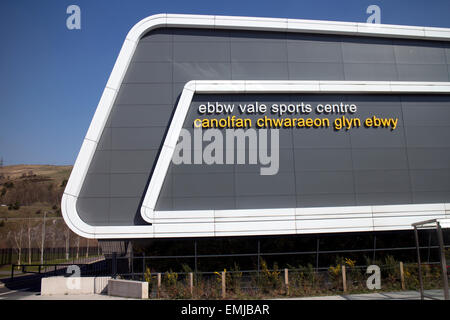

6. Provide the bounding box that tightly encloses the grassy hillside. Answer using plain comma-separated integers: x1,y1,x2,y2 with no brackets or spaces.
0,165,101,255
0,165,72,181
0,165,72,221
0,165,85,251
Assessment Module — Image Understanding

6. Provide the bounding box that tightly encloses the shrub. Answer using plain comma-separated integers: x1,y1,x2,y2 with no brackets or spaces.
259,258,281,293
163,270,190,299
289,263,327,296
344,258,356,267
144,267,152,288
229,263,243,295
7,202,19,210
165,270,178,287
181,264,192,273
4,182,13,189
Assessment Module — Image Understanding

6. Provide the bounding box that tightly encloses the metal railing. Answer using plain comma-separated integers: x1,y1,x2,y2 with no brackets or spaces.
0,246,101,266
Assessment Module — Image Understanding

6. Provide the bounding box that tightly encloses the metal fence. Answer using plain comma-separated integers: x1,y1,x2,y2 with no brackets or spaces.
0,246,102,266
3,229,449,299
109,261,446,299
94,242,449,299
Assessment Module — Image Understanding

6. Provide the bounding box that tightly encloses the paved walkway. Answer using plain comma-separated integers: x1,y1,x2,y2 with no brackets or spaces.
1,289,447,300
0,291,136,300
285,289,448,300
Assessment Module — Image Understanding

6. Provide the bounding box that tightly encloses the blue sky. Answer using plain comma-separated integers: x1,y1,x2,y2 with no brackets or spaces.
1,0,450,165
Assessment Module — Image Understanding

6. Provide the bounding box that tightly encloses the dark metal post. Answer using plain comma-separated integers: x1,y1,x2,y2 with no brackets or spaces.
10,264,14,279
372,234,377,262
427,230,432,263
436,222,449,300
194,240,198,275
112,252,117,279
142,253,145,281
316,238,320,270
130,249,134,280
257,240,260,274
414,226,424,300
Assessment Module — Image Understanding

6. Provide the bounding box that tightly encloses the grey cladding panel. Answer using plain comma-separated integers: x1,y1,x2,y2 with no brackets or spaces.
298,193,356,207
110,173,149,197
294,149,353,171
235,173,296,196
231,62,289,80
296,171,355,194
351,148,408,170
76,198,109,224
231,41,287,62
287,39,343,63
410,170,450,192
343,63,398,81
173,173,235,197
408,148,450,170
396,64,449,81
174,42,230,62
133,42,173,62
357,192,412,206
173,63,231,83
293,129,351,148
237,195,296,209
116,84,172,105
354,170,411,194
110,150,159,173
109,105,173,127
173,197,235,210
342,38,396,63
111,127,166,150
77,27,450,226
288,62,345,80
393,41,446,64
123,63,173,83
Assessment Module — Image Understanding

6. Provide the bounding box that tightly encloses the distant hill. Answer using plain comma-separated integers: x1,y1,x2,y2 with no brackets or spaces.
0,165,73,218
0,165,99,252
0,165,72,181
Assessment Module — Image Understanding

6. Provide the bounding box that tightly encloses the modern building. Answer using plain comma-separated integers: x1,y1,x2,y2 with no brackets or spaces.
62,14,450,241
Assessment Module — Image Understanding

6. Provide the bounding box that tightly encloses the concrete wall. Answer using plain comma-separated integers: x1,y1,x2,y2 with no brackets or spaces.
108,279,148,299
41,276,110,296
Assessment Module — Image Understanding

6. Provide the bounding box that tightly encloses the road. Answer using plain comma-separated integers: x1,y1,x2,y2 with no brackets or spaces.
0,257,108,300
0,286,40,300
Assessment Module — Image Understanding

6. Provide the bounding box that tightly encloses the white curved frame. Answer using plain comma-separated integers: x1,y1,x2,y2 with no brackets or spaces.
62,14,450,239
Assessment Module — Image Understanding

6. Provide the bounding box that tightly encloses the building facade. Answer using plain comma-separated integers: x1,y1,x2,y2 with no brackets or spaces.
62,14,450,239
